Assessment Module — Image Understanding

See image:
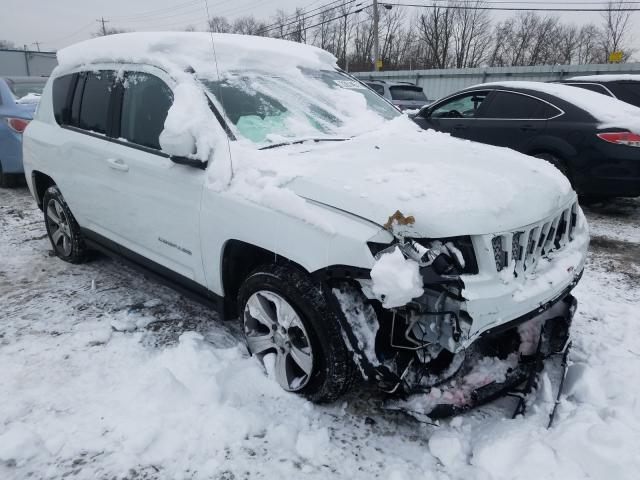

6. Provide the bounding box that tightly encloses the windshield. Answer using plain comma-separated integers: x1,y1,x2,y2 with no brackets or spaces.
390,86,427,102
10,81,46,100
201,68,400,145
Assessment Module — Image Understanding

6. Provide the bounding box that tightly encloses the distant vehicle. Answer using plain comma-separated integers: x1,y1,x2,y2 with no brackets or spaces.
557,75,640,108
362,79,430,111
413,81,640,198
0,76,46,187
25,33,587,414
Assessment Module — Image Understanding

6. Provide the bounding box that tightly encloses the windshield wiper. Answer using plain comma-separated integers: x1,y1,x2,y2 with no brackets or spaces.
259,137,349,150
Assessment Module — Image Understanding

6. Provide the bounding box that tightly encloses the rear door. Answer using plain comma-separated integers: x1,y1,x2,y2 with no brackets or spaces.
51,70,119,227
413,90,491,141
470,90,559,152
103,67,206,283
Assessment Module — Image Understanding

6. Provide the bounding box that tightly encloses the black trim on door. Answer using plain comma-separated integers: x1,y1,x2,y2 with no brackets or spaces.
82,228,225,317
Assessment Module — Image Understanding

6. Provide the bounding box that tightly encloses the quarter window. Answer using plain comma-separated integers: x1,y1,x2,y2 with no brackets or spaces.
52,74,76,125
564,83,612,97
482,91,556,119
120,72,173,150
77,71,115,134
431,92,489,118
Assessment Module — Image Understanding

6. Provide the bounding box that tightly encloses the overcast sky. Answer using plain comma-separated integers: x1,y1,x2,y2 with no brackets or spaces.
1,0,637,52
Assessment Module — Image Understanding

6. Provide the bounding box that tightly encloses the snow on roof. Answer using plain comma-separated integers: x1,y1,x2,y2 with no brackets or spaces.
56,32,337,79
472,80,640,133
567,74,640,82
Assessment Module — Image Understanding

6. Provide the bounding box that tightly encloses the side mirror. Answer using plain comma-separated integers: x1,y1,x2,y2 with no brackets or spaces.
159,130,197,158
159,130,206,169
170,155,207,170
416,105,431,119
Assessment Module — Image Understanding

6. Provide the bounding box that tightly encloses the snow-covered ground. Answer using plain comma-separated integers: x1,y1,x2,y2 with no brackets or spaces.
1,187,639,480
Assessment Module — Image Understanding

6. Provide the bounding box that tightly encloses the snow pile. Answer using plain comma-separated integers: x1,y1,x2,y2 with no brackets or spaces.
475,81,640,133
370,246,424,308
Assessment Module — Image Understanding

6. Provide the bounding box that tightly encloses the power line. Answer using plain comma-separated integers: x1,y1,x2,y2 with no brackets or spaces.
261,0,362,36
259,0,354,31
381,2,640,12
273,4,370,39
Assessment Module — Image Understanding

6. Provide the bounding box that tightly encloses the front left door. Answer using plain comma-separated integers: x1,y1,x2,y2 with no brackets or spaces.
413,90,492,142
102,68,207,285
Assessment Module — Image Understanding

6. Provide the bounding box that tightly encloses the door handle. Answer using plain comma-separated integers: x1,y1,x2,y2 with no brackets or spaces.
453,124,468,131
520,125,539,132
106,158,129,172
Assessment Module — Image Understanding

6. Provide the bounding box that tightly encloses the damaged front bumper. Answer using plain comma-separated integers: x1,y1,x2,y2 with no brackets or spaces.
320,202,588,415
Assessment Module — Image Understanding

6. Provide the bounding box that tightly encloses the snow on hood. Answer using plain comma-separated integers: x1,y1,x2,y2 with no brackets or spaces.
55,32,336,80
217,116,574,237
473,81,640,133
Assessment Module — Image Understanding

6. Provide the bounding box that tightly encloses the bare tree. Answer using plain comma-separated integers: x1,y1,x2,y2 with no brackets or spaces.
92,27,127,37
600,0,635,61
451,1,492,68
0,39,16,49
417,3,455,69
208,16,231,33
232,15,268,36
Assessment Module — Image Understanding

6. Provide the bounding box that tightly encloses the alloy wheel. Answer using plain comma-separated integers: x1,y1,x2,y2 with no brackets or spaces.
46,198,73,256
243,290,314,391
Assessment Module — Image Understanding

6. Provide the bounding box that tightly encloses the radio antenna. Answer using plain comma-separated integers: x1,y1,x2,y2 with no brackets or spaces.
203,0,233,181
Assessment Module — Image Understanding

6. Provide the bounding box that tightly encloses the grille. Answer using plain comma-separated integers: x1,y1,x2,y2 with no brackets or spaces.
490,201,578,275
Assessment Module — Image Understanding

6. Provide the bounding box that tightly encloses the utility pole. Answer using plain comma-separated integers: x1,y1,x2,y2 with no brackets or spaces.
32,41,41,52
373,0,380,71
343,13,348,72
96,17,109,36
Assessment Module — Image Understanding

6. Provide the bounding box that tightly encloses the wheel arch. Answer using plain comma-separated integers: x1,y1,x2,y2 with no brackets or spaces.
221,239,310,319
31,170,56,210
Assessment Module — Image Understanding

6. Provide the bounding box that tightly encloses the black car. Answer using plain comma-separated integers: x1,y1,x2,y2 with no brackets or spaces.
412,81,640,198
557,75,640,108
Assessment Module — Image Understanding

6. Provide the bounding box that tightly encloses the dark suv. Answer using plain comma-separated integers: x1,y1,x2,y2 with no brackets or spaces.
412,81,640,198
557,75,640,108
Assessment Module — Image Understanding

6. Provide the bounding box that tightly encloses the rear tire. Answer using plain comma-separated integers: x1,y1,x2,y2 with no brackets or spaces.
42,185,88,264
238,264,356,403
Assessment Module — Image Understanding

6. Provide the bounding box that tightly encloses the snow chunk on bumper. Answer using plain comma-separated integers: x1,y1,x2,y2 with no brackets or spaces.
370,247,424,308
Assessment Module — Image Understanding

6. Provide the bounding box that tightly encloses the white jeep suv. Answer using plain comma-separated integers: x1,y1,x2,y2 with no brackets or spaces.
23,33,588,413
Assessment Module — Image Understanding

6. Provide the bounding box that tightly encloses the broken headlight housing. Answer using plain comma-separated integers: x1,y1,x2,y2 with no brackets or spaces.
368,236,478,275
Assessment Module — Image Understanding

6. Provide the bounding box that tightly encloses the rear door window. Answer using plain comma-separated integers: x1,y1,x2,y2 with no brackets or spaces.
482,91,557,119
77,71,116,134
119,72,173,150
606,82,640,107
366,83,385,96
389,86,427,102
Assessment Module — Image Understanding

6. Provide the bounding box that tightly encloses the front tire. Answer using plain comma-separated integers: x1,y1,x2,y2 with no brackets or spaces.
238,264,356,403
43,185,88,263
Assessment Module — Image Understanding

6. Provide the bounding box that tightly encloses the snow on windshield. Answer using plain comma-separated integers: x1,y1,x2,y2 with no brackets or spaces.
201,69,398,145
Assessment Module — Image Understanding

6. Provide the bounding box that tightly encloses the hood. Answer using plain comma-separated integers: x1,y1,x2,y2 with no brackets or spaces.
280,117,574,238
